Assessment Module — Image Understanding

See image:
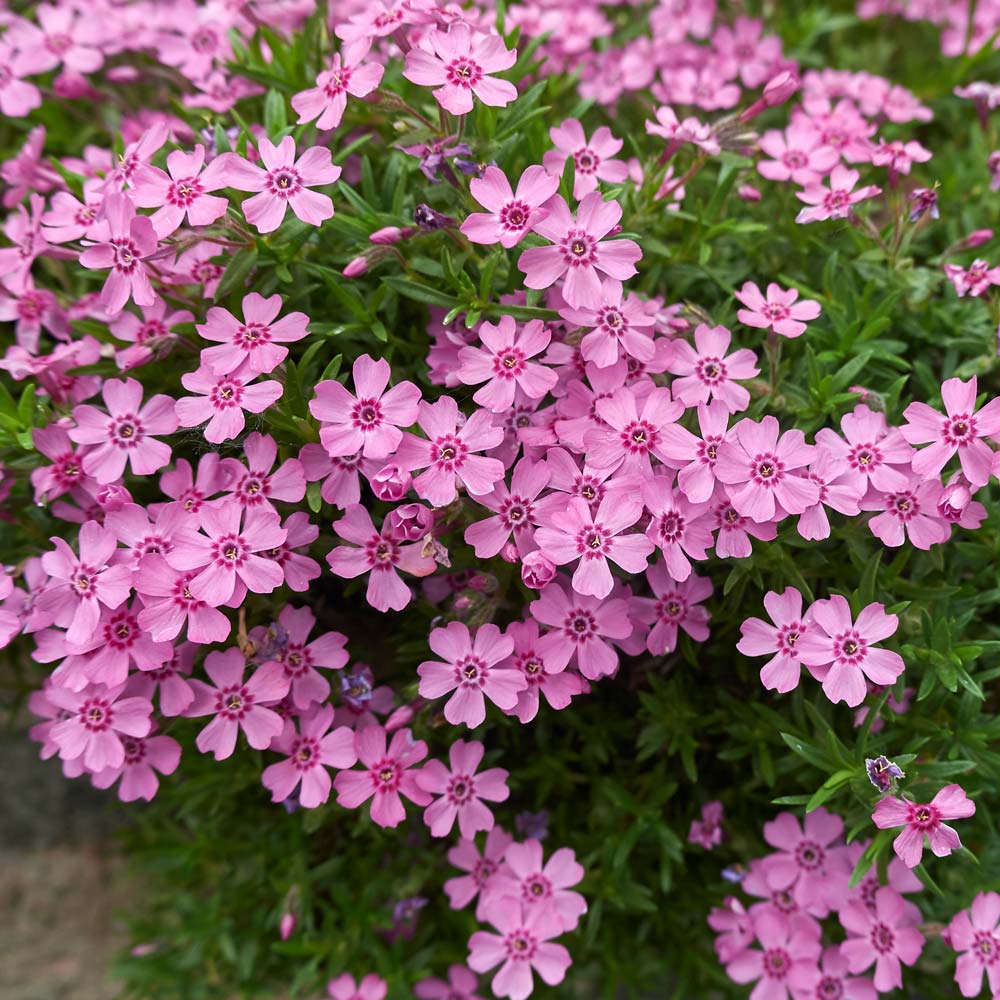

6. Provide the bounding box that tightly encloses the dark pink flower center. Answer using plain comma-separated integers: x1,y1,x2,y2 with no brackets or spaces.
292,737,320,770
217,684,251,718
445,57,483,88
696,356,726,385
565,610,597,642
235,322,271,350
212,532,248,568
373,758,401,790
366,534,400,570
522,873,551,902
944,413,976,446
906,802,940,831
110,413,144,448
870,921,895,954
573,147,600,174
762,948,790,980
504,930,538,961
352,397,383,429
267,168,303,198
816,976,844,999
657,510,684,542
168,176,204,207
561,228,598,267
499,200,531,231
112,238,142,273
456,655,487,687
795,839,825,870
431,434,468,470
750,451,783,486
210,377,245,409
447,773,474,803
80,698,112,731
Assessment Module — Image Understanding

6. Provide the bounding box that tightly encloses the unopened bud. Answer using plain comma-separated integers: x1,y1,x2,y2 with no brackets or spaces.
370,464,411,501
738,71,800,122
499,541,519,563
343,256,368,278
737,184,761,202
96,485,133,511
521,550,556,589
386,502,434,541
938,475,972,522
279,913,296,941
369,226,414,245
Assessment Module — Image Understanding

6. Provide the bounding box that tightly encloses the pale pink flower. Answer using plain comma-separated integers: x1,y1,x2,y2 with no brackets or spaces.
30,423,91,502
862,476,952,550
725,911,822,999
417,739,510,838
224,432,306,511
870,138,932,177
40,178,105,243
735,282,821,339
403,23,517,116
131,145,232,236
461,165,559,248
814,403,915,494
873,784,977,868
667,324,759,412
91,731,181,803
327,974,387,1000
110,298,193,372
660,401,734,503
465,457,550,558
501,620,587,723
689,801,724,850
543,119,628,200
738,587,813,694
175,368,283,443
445,826,514,915
709,897,754,964
159,453,233,515
840,887,924,991
757,121,839,186
265,605,349,709
641,478,713,581
645,105,720,155
795,165,882,223
0,42,42,117
946,891,1000,998
134,554,231,644
587,385,684,476
631,563,712,655
796,451,864,540
793,945,878,1000
944,259,1000,297
0,280,67,353
558,278,656,368
292,40,385,130
415,965,483,1000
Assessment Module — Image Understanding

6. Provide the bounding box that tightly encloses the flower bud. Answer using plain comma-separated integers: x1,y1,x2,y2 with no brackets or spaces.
279,913,296,941
500,541,519,563
738,71,800,122
343,256,368,278
369,226,413,245
521,551,557,589
737,184,761,202
961,228,993,250
96,484,133,511
385,701,418,732
386,502,433,540
370,464,412,501
938,475,972,522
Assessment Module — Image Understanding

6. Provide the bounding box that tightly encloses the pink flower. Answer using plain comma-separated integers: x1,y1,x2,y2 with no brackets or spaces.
535,494,653,598
175,368,283,443
667,324,760,412
69,377,177,483
862,476,952,550
9,5,104,75
709,898,754,964
326,973,387,1000
43,180,104,244
262,704,357,808
641,478,713,580
166,504,286,606
188,650,289,760
461,165,559,248
645,105,720,156
589,386,685,476
30,423,90,502
757,121,839,185
110,298,193,371
738,587,813,694
870,138,932,176
417,739,510,838
134,554,231,644
814,403,915,494
38,521,133,646
310,353,422,460
394,396,506,506
221,137,341,233
944,259,1000,297
543,119,629,200
415,965,483,1000
79,194,160,315
91,731,181,803
946,891,1000,998
725,911,822,999
224,432,306,511
689,801,724,850
631,563,712,655
403,23,517,116
0,194,50,295
458,317,557,412
198,292,310,377
872,784,977,868
900,376,1000,487
518,192,642,310
445,826,514,915
796,596,904,707
795,165,882,223
735,282,821,339
794,945,878,1000
660,401,734,503
333,724,431,828
501,620,587,723
291,39,385,130
715,416,820,522
840,887,924,991
529,578,632,679
558,278,657,368
131,145,232,237
260,605,347,709
48,681,153,773
326,504,436,612
0,43,42,117
465,457,551,559
467,902,572,1000
417,622,524,728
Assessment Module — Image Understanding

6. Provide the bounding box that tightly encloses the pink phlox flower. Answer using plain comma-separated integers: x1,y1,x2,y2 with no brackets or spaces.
529,577,632,679
220,136,341,233
795,946,878,1000
900,375,1000,487
326,503,436,612
154,15,233,82
796,450,864,541
264,604,348,710
0,278,67,353
757,120,840,186
542,118,629,200
445,826,514,915
873,784,976,869
551,359,640,452
393,395,506,506
326,973,388,1000
630,561,712,655
292,39,385,130
30,422,93,502
654,64,740,112
711,16,784,88
587,385,684,476
795,164,882,224
90,725,180,802
262,703,357,808
175,367,283,443
467,900,572,1000
500,619,588,723
222,432,306,511
518,192,642,310
268,511,323,592
458,317,557,412
417,621,524,728
300,443,381,509
715,415,820,522
944,259,1000,297
640,476,713,581
182,71,265,114
793,100,876,163
644,105,720,156
658,401,734,503
841,840,922,913
187,649,290,760
946,891,1000,998
403,22,517,116
689,800,724,850
110,298,193,371
725,910,822,999
870,137,932,176
134,553,231,644
0,194,53,295
461,165,559,248
558,278,657,368
333,724,431,828
41,178,104,244
0,41,42,118
667,323,759,412
106,500,203,570
738,587,814,694
709,897,754,964
1,126,61,210
796,596,904,707
417,738,510,838
414,964,484,1000
158,452,234,515
861,474,952,550
840,887,925,991
198,292,311,377
735,281,821,339
464,457,551,559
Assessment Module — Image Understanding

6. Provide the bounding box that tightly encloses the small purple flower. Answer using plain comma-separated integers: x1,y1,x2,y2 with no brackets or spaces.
515,809,549,840
341,667,374,710
414,203,455,231
400,135,473,185
866,755,905,793
908,187,938,222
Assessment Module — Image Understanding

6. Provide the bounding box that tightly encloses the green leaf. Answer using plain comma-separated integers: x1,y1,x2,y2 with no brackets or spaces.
215,248,259,300
264,89,288,135
381,275,456,308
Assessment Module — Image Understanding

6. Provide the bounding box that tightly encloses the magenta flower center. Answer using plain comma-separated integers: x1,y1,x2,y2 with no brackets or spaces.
211,377,245,409
135,318,168,343
445,57,483,88
447,773,474,803
762,302,790,322
657,510,684,542
430,434,468,470
456,655,487,687
762,948,790,980
816,976,844,999
499,200,531,231
366,534,400,570
973,931,999,964
657,593,686,622
373,758,401,790
46,32,74,55
211,532,248,569
906,803,940,831
750,451,784,486
621,419,657,455
870,921,895,954
824,188,851,213
565,610,597,642
112,238,142,273
217,684,252,718
494,348,526,378
576,476,605,506
776,623,805,656
281,646,312,677
501,496,532,531
352,397,383,429
561,228,597,267
696,356,726,385
81,699,112,731
833,629,867,665
122,737,146,765
235,321,271,350
517,654,544,684
292,737,320,770
472,857,497,886
110,413,145,448
573,147,600,174
783,150,808,170
889,489,919,520
168,176,204,207
522,873,551,902
505,930,538,961
323,66,351,96
944,413,976,446
73,568,97,596
794,839,825,870
267,168,303,198
191,27,218,53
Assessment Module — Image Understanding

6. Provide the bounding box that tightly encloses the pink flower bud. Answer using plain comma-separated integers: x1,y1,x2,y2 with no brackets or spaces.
370,464,412,501
521,551,557,589
343,256,368,278
54,70,101,100
739,71,800,122
453,594,472,612
962,229,993,250
369,226,413,245
386,502,433,540
500,541,519,563
97,484,133,511
107,66,141,83
385,702,418,732
737,184,761,202
938,476,972,522
468,573,490,593
279,913,296,941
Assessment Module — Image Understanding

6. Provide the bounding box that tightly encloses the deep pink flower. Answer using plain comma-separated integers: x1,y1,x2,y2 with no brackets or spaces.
445,826,514,915
69,377,177,484
175,368,283,443
796,596,904,707
518,192,642,310
327,973,387,1000
757,121,839,186
862,476,951,550
735,282,821,339
946,891,1000,998
262,704,357,808
944,259,1000,297
840,887,924,991
588,385,685,476
79,194,160,315
500,619,587,723
198,292,310,377
326,504,436,612
543,119,628,200
417,622,523,728
872,784,977,868
668,324,760,412
224,432,306,511
48,681,154,773
465,457,550,558
558,278,657,368
134,553,231,644
461,165,559,248
631,562,712,655
414,964,483,1000
645,105,721,156
333,724,430,828
263,605,348,710
738,587,814,694
91,731,181,803
795,165,882,223
900,376,1000,487
393,396,506,506
403,23,517,116
689,801,724,850
725,911,822,999
221,137,341,233
30,423,92,503
311,353,422,460
660,401,734,503
458,317,557,412
292,39,385,130
417,739,509,838
793,945,878,1000
467,902,572,1000
188,649,289,760
814,403,915,494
